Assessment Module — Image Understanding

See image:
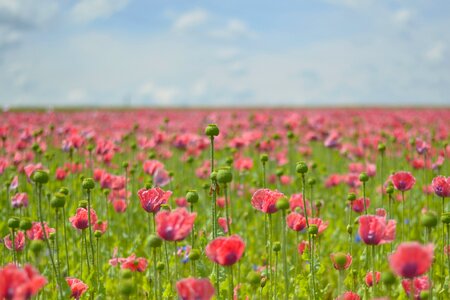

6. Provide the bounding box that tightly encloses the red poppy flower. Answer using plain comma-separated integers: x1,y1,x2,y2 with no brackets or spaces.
66,277,88,300
112,199,127,213
359,215,396,245
308,218,329,235
4,231,26,251
431,176,450,198
55,167,67,180
11,193,28,209
0,264,47,300
297,240,309,255
401,276,430,299
137,187,172,214
26,222,55,240
350,198,370,213
156,208,196,241
120,254,148,272
365,271,380,287
335,291,360,300
286,212,307,232
93,221,108,235
218,217,231,234
205,235,245,266
289,193,311,215
389,242,433,278
176,277,215,300
251,189,285,214
69,208,98,230
330,253,352,270
391,172,416,191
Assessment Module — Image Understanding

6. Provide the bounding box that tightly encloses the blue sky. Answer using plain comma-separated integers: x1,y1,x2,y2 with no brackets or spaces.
0,0,449,107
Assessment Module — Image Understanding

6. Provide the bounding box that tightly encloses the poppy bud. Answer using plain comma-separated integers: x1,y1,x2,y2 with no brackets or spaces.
120,269,133,279
103,189,110,197
59,187,69,195
157,262,165,271
119,280,134,296
32,170,49,184
386,186,394,195
442,213,450,224
186,156,194,164
347,225,353,234
296,162,308,174
78,200,88,208
210,172,217,181
225,157,233,166
79,175,85,182
308,224,318,235
311,162,317,170
217,168,233,184
316,201,323,209
247,271,261,285
202,183,209,190
260,277,267,288
332,252,349,269
205,124,220,137
287,131,294,139
87,144,94,152
377,143,386,152
359,172,369,182
272,241,281,252
32,143,40,152
188,249,201,260
131,143,137,150
148,235,163,248
145,181,152,189
129,167,136,175
30,240,44,255
381,270,396,285
51,193,66,208
94,230,102,238
186,190,199,204
82,178,95,190
347,193,356,202
8,217,20,229
420,291,430,300
275,198,289,210
421,212,438,228
20,218,32,231
148,152,156,159
276,168,284,177
260,154,269,163
122,162,129,168
308,178,316,186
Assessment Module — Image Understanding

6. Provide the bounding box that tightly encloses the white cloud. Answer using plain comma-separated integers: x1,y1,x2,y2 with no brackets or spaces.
137,82,179,105
172,9,209,32
209,19,256,40
393,9,413,26
67,89,87,103
425,42,446,63
71,0,129,23
0,0,59,27
0,26,22,47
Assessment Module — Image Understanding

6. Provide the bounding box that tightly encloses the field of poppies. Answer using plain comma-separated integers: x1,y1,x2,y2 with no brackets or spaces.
1,108,449,300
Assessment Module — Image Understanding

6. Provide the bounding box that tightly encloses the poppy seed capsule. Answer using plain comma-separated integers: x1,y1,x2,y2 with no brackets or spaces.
275,198,289,210
276,168,284,177
119,280,134,296
346,225,353,234
148,235,163,248
30,240,44,254
420,291,430,300
377,143,386,152
381,271,396,285
272,242,281,252
87,144,94,152
186,190,199,204
59,187,69,195
51,193,66,208
308,178,316,186
94,230,102,238
8,217,20,229
210,171,217,181
308,224,318,235
122,162,129,168
359,172,369,182
296,162,308,174
217,169,233,184
421,212,438,228
19,218,32,231
347,193,356,202
82,178,95,190
333,252,348,268
32,170,49,184
247,271,261,285
386,186,394,195
156,262,165,271
188,249,201,260
103,189,110,197
260,154,268,163
78,200,88,209
287,131,294,139
205,124,220,137
441,213,450,224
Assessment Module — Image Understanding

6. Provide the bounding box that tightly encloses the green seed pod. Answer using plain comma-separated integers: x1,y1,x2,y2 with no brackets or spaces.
148,235,163,248
157,262,165,271
421,212,438,228
87,144,94,152
210,171,217,181
420,291,429,300
186,190,199,204
296,162,308,174
377,143,386,152
347,193,356,202
120,269,133,279
442,213,450,224
119,280,134,296
188,249,201,261
308,224,318,235
260,154,269,163
202,183,209,190
59,187,69,195
381,270,396,285
275,198,289,210
131,143,137,150
122,162,129,168
78,200,88,208
50,193,66,208
332,252,348,269
346,225,353,234
247,271,261,285
308,178,316,186
20,218,33,231
30,240,45,255
359,172,369,182
205,124,220,137
272,242,281,252
145,181,152,189
103,189,110,197
386,185,394,195
217,168,233,184
287,131,294,140
31,143,40,152
275,168,284,177
225,157,233,166
8,217,20,229
311,162,317,170
94,230,102,238
32,170,49,184
82,178,95,190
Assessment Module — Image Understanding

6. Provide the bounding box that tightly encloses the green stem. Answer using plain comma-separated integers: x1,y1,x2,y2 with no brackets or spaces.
63,207,70,276
153,248,158,300
402,191,405,241
228,266,234,300
282,210,288,300
224,184,232,235
86,189,96,268
11,228,16,265
83,230,90,275
269,213,274,298
372,245,376,297
362,182,367,215
309,234,316,300
301,174,309,227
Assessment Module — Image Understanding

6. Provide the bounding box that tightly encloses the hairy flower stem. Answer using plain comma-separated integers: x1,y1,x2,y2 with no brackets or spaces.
402,191,405,241
224,184,232,235
362,182,368,215
269,213,274,298
301,174,309,227
228,266,234,300
62,207,70,275
281,209,289,300
11,228,16,265
86,189,95,268
153,248,158,299
309,234,316,300
83,230,90,275
372,245,376,297
55,208,61,279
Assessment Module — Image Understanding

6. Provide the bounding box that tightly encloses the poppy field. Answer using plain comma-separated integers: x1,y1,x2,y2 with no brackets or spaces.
1,108,450,300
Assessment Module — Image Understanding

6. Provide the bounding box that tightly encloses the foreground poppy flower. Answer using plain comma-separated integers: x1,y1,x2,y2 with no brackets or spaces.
431,176,450,198
137,187,172,214
176,277,215,300
205,235,245,266
286,212,307,232
156,208,196,241
391,172,416,191
69,208,98,230
251,189,285,214
0,263,47,300
389,242,433,278
66,277,88,299
4,231,25,251
358,215,396,245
